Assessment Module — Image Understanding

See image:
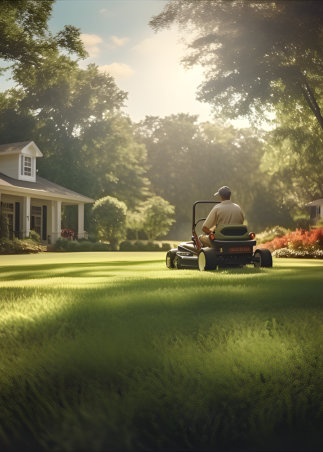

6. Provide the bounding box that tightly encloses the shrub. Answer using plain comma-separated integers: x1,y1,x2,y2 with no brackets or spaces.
273,247,323,259
0,238,44,254
91,196,127,249
0,215,9,239
259,228,323,254
256,226,289,244
29,230,41,243
119,240,136,251
54,237,69,251
161,242,172,251
119,240,173,251
52,238,110,252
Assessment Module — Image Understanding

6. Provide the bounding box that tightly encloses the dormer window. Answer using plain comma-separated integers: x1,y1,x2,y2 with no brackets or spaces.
21,155,32,176
20,155,35,179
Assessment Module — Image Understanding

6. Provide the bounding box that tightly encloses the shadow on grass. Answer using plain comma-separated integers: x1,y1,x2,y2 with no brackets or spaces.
0,260,162,281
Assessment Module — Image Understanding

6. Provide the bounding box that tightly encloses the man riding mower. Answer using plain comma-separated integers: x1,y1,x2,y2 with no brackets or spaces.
166,186,272,271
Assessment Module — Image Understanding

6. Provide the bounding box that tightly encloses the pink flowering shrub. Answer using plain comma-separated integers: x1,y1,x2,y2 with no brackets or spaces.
258,228,323,252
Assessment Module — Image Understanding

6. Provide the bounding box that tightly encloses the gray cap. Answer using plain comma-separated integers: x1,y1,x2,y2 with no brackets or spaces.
214,186,231,198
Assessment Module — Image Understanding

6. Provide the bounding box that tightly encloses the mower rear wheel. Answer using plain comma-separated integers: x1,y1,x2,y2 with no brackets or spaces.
166,250,177,268
198,248,218,271
254,249,272,268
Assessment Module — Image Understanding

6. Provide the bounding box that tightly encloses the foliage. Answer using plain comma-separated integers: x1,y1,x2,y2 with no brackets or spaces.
29,230,41,243
0,0,86,73
53,237,110,252
0,237,44,254
119,240,172,252
256,226,289,244
273,247,323,259
261,106,323,207
259,227,323,253
150,1,323,129
0,253,322,451
140,195,175,240
91,196,127,249
126,210,143,240
0,214,9,239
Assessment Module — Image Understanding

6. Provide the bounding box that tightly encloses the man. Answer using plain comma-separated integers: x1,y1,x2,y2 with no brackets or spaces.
199,186,244,247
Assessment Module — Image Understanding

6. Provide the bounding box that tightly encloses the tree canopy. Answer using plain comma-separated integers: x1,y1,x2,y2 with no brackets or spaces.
0,0,85,74
150,1,323,130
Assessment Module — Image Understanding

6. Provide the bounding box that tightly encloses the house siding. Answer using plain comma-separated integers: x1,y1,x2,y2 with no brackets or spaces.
0,154,19,179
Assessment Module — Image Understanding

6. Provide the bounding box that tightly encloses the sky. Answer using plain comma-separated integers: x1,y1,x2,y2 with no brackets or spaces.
47,0,214,123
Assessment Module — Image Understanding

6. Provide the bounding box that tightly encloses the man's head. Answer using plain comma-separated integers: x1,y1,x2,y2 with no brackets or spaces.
214,186,231,200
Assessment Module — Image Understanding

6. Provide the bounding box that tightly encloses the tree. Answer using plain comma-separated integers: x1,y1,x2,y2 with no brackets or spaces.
140,196,175,240
136,114,268,235
0,60,149,211
0,0,86,74
91,196,127,249
126,210,143,240
150,1,323,130
260,104,323,210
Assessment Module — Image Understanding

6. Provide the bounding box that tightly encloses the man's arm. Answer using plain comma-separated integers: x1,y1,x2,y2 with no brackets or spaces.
202,208,217,235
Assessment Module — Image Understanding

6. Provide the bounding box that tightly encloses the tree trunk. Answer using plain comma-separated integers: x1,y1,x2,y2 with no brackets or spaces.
300,78,323,131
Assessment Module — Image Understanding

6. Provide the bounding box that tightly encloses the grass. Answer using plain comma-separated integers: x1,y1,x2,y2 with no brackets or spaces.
0,252,322,451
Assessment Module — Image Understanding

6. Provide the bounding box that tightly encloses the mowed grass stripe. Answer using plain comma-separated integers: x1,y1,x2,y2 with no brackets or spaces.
0,253,322,451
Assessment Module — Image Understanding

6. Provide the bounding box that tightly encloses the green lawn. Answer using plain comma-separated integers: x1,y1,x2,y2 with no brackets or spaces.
0,252,322,451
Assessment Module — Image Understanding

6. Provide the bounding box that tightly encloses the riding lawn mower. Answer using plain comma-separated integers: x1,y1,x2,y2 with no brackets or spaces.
166,201,272,271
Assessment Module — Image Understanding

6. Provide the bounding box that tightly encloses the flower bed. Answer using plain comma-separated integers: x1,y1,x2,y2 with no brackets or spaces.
259,227,323,258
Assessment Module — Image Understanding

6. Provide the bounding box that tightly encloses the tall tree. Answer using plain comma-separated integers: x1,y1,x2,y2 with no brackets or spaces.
150,1,323,130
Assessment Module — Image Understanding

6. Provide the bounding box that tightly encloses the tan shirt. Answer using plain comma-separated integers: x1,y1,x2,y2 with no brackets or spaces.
203,200,244,230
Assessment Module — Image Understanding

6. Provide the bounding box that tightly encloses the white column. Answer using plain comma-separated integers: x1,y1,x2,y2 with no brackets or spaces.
22,196,31,238
56,201,61,237
50,200,61,243
78,203,84,239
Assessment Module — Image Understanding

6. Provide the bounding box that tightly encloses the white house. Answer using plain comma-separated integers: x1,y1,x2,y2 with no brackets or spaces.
306,198,323,224
0,141,94,243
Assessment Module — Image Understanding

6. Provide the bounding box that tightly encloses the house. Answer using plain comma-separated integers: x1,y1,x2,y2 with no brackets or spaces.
0,141,94,243
306,198,323,225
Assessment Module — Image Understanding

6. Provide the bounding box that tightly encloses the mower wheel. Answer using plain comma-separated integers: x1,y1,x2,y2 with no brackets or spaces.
166,250,177,268
173,255,182,269
254,249,272,268
198,248,218,271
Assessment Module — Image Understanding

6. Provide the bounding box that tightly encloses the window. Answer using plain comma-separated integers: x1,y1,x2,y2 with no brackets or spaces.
21,155,33,177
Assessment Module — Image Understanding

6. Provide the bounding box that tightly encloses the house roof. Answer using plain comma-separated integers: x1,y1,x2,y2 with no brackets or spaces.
306,199,323,207
0,141,43,157
0,172,94,204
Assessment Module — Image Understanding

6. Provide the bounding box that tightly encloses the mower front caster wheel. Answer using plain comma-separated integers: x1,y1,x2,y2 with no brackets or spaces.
166,250,177,268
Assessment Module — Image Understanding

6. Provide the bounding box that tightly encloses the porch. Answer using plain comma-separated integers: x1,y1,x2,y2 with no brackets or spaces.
0,193,86,244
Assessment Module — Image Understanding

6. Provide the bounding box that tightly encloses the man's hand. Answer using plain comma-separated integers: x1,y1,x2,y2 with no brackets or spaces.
202,225,212,235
